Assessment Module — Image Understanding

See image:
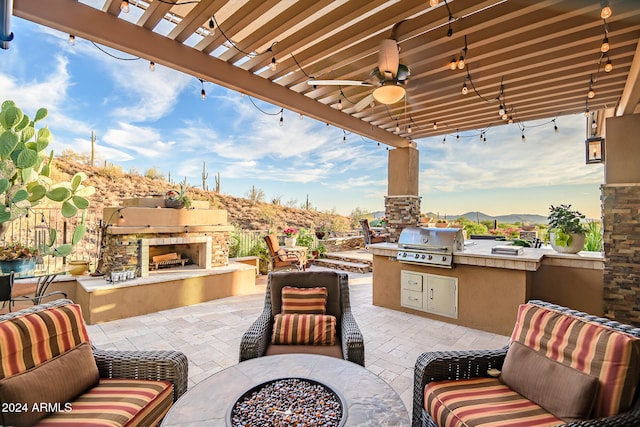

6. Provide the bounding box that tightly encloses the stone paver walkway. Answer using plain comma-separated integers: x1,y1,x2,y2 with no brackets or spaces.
86,267,509,413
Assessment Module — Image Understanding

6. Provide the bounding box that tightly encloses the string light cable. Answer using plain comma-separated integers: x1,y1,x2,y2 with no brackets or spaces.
210,14,278,59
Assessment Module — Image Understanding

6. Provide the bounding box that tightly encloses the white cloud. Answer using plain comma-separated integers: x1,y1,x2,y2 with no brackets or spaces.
102,123,176,158
418,114,602,193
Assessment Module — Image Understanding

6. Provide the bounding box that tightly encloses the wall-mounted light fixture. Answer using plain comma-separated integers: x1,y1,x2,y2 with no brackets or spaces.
585,136,605,164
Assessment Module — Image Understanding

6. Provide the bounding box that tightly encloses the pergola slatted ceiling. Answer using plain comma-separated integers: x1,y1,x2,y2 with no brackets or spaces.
13,0,640,146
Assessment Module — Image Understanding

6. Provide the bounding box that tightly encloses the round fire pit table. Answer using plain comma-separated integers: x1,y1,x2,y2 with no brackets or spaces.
161,354,409,426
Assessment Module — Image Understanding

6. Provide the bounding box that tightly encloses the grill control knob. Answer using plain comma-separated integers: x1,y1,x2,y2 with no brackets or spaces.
428,254,433,260
442,256,447,262
421,254,426,259
414,253,419,259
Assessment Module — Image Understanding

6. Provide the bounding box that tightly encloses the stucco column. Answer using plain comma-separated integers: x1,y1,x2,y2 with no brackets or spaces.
384,145,421,243
602,114,640,326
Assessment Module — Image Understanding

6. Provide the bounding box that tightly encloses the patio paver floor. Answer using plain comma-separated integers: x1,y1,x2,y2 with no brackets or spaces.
86,266,510,412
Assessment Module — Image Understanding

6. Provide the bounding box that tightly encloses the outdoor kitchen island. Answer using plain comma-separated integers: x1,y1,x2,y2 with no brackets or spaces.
368,239,603,336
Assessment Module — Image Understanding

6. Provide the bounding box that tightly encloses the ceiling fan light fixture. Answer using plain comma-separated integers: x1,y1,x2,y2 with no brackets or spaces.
372,82,405,105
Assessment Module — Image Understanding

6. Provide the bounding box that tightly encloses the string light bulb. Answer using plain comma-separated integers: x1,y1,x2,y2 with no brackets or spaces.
429,0,439,6
604,57,613,73
498,104,506,117
120,0,130,13
279,110,284,126
270,57,277,71
433,122,438,130
601,36,609,53
149,61,155,72
461,81,468,95
592,119,598,130
553,119,559,133
68,35,75,45
337,98,343,110
521,130,526,142
457,54,465,70
449,57,457,70
208,16,215,31
508,116,514,124
600,0,612,19
199,79,206,101
407,124,412,134
395,120,400,133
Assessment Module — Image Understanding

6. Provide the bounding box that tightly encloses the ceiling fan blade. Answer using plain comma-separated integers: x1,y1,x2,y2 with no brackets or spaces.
307,80,374,86
378,39,399,77
354,93,375,112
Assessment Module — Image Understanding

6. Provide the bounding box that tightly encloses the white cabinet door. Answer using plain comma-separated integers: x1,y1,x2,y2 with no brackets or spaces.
424,275,458,318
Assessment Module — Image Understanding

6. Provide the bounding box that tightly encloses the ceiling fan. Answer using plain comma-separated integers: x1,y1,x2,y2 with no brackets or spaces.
307,38,410,110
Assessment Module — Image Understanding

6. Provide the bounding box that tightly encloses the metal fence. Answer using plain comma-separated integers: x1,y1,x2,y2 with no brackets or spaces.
1,208,102,271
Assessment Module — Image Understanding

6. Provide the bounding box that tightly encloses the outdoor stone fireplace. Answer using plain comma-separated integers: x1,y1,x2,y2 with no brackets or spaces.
101,198,232,278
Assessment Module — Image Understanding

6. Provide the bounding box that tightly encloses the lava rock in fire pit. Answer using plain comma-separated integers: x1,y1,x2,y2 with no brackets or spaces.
230,377,344,427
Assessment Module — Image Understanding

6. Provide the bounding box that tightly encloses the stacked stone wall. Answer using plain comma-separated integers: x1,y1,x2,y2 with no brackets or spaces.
602,184,640,326
384,195,421,243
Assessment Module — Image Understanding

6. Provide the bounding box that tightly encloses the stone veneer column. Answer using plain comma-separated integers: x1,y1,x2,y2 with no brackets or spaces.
602,184,640,326
384,195,422,243
386,145,420,243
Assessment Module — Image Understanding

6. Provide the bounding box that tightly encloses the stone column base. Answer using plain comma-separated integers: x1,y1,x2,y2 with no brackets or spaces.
384,195,421,243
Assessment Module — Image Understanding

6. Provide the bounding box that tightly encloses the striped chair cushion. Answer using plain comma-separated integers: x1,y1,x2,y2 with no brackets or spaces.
281,286,328,314
510,303,640,418
272,313,337,345
0,304,91,379
34,378,174,427
424,377,564,427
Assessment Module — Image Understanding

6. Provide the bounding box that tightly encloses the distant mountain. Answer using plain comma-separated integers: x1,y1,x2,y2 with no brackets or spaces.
426,211,548,225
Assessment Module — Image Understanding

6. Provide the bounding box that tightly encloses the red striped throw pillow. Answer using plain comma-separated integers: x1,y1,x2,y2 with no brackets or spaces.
281,286,328,314
272,313,337,345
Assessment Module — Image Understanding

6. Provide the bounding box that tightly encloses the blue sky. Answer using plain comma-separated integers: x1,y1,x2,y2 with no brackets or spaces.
1,13,604,219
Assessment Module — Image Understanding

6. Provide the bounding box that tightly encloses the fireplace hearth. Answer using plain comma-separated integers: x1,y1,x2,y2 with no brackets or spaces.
100,198,233,278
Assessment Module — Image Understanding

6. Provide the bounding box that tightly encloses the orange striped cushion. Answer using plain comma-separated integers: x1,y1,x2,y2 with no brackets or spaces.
510,303,640,418
272,313,336,345
425,377,564,427
281,286,328,314
34,378,173,426
0,304,91,379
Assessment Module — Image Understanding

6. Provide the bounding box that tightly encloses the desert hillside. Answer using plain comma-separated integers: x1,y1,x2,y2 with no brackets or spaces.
52,155,353,232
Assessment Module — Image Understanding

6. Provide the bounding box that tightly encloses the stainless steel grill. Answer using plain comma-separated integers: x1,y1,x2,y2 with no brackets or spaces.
397,227,464,268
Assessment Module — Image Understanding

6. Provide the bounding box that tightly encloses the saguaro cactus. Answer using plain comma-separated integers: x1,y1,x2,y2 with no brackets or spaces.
201,161,209,190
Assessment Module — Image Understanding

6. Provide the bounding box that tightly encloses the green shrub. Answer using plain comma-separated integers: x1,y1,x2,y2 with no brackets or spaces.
583,221,603,252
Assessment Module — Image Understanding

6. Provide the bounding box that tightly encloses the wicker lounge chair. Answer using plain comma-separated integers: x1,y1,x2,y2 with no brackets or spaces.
264,234,304,271
0,299,189,426
413,300,640,427
360,218,388,245
239,270,365,366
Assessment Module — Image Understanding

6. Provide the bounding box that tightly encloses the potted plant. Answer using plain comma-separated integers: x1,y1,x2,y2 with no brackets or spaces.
548,204,587,254
0,100,95,259
314,221,329,240
283,227,298,248
435,219,448,228
0,242,40,275
165,183,191,209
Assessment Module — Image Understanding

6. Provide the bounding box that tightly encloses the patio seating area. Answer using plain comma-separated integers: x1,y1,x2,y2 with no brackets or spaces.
86,266,510,411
